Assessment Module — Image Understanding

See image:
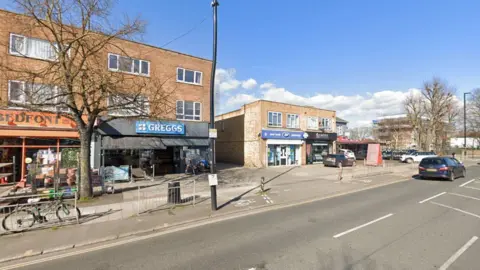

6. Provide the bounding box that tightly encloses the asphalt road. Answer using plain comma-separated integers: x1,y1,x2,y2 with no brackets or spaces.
9,165,480,270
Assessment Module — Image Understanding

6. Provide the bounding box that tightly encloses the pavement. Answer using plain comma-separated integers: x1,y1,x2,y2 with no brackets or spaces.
0,160,478,269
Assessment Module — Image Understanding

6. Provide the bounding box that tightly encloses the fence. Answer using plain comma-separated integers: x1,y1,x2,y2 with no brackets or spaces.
0,191,78,234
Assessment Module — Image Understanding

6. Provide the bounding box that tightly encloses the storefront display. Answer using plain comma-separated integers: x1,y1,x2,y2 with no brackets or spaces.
262,129,307,167
305,131,337,164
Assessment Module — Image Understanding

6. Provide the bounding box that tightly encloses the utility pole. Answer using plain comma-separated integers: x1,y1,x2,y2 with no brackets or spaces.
209,0,219,211
464,92,471,151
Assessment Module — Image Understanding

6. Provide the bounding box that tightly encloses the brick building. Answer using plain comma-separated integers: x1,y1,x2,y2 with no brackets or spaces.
215,100,337,167
0,9,212,181
373,114,415,149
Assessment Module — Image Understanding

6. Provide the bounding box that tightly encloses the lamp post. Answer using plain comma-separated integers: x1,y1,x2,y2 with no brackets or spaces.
209,0,219,211
464,92,471,152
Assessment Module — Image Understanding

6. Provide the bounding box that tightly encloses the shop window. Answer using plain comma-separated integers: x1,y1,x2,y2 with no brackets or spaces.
286,114,299,129
307,116,319,130
268,112,282,127
107,94,150,116
176,68,202,85
176,100,201,121
9,33,58,61
108,53,150,76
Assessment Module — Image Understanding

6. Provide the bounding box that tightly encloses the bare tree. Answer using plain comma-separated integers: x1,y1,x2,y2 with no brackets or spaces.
349,126,372,140
421,78,456,152
0,0,176,198
404,93,427,150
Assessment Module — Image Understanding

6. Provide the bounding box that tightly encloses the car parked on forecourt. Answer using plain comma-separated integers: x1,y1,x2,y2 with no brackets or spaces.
418,157,465,181
339,149,356,160
324,154,356,168
400,151,436,163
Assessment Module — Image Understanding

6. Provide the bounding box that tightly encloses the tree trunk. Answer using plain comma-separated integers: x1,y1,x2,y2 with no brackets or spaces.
79,130,93,198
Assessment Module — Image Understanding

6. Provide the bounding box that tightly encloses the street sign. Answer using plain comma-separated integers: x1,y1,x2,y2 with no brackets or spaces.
209,128,218,138
208,174,218,186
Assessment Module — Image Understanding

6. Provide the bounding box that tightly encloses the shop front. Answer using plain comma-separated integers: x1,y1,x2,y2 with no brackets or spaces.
0,109,80,183
305,132,337,164
93,119,209,177
261,129,307,167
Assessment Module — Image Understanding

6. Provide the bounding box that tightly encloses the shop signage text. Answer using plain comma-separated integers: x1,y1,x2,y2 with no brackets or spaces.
135,120,185,135
306,132,337,141
261,130,308,140
0,109,78,129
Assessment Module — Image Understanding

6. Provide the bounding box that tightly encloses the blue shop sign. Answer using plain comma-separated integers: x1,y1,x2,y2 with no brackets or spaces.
261,129,308,140
135,120,185,135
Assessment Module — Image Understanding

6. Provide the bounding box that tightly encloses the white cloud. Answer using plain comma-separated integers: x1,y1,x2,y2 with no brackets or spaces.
225,94,259,108
241,78,257,89
260,82,275,89
215,67,434,127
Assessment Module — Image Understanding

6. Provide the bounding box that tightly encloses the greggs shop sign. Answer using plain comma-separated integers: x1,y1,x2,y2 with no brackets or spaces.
0,110,78,129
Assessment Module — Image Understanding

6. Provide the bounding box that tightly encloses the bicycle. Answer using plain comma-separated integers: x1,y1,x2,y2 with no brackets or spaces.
2,193,81,232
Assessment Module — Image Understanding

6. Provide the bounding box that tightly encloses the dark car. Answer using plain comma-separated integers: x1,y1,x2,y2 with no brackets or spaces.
418,157,466,181
324,154,355,167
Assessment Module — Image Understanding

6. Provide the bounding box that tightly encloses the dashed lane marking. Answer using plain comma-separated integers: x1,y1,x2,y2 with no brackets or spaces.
419,192,446,204
439,236,478,270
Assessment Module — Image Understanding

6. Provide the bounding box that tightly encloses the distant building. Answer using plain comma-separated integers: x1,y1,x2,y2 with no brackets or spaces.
373,114,416,149
215,100,337,167
336,117,348,136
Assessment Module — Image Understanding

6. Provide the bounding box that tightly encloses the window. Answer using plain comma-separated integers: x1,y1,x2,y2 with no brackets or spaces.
108,53,150,76
8,80,64,111
177,68,202,85
9,33,57,61
287,114,299,129
307,117,318,130
320,118,332,130
268,112,282,127
108,94,150,116
176,101,201,121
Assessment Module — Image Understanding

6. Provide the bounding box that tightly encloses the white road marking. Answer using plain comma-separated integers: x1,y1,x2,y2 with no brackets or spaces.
439,236,478,270
333,213,393,238
430,202,480,219
449,193,480,201
464,186,480,191
418,192,446,204
459,179,476,187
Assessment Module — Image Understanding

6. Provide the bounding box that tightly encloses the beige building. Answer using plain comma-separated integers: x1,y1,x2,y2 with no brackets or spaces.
373,114,415,149
215,100,337,167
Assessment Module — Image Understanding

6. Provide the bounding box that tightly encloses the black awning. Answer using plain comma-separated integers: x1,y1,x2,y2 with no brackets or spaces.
102,136,166,149
161,138,210,147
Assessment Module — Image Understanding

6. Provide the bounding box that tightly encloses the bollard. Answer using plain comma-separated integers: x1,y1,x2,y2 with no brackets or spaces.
137,185,140,216
193,179,196,207
260,176,266,193
337,165,343,181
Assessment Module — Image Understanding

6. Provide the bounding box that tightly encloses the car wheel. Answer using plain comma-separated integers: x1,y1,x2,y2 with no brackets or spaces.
449,172,455,181
462,168,466,178
406,158,413,164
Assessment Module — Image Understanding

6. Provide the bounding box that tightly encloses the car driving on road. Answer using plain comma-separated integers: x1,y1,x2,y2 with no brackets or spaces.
418,157,466,181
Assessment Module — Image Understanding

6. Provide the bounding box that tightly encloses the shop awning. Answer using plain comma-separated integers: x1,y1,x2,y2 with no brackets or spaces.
161,138,210,147
102,136,166,149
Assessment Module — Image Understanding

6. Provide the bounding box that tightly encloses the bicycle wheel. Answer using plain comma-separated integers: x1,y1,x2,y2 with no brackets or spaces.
56,203,81,222
2,209,35,232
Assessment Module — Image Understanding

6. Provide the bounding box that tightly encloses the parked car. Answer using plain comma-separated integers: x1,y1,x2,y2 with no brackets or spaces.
418,157,466,180
339,149,356,160
400,151,437,163
324,154,356,167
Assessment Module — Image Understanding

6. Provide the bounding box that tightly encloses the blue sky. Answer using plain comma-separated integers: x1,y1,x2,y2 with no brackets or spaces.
2,0,479,126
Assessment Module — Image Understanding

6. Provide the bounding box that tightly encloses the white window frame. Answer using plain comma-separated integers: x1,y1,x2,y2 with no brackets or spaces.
320,118,332,130
176,67,203,85
9,33,58,61
176,100,202,121
107,53,150,76
268,111,282,127
107,94,150,117
7,80,67,112
286,114,299,129
307,116,319,130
